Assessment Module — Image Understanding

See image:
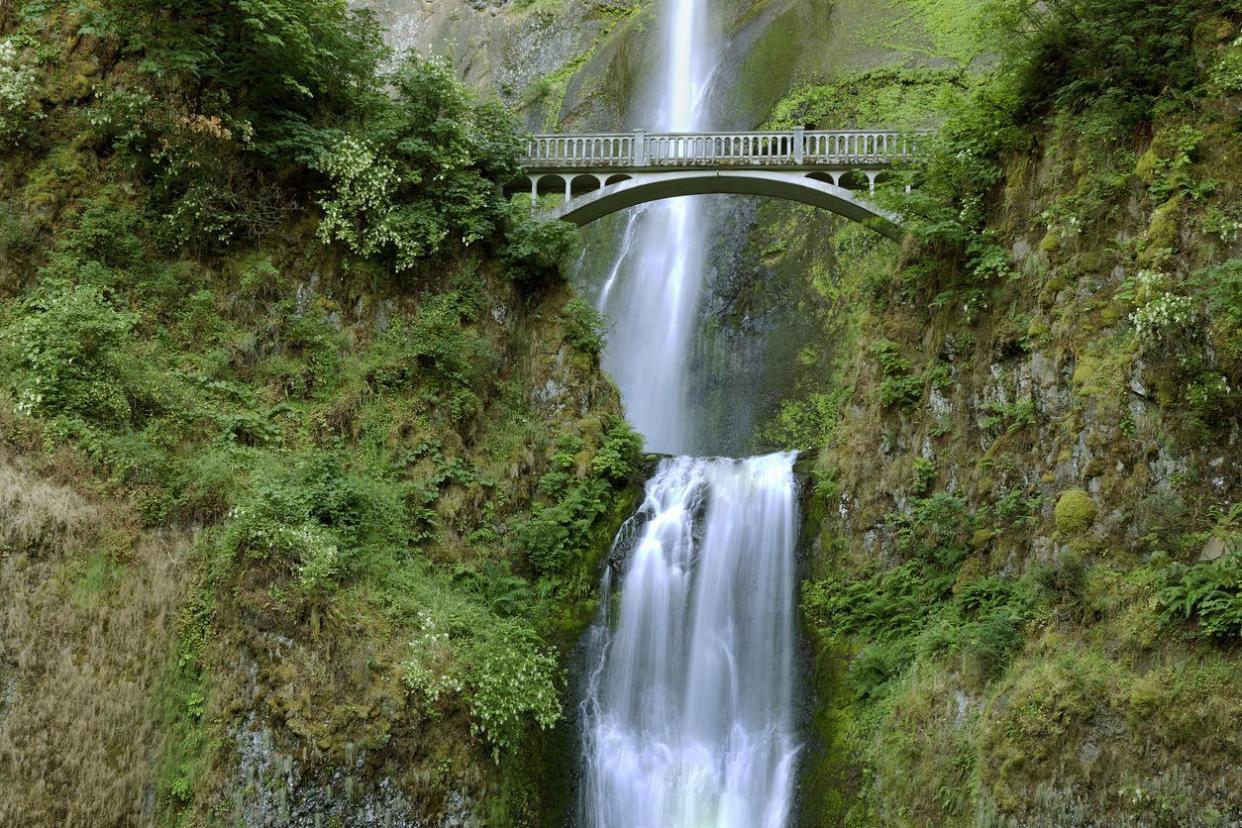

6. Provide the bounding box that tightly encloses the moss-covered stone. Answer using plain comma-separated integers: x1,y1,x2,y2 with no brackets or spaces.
1054,488,1097,534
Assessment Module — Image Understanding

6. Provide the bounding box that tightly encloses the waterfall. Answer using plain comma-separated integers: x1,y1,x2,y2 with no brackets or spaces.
593,0,718,456
579,0,801,822
580,455,801,827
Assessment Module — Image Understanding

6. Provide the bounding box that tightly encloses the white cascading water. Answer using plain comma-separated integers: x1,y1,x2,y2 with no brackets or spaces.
593,0,717,455
579,0,801,822
580,455,801,827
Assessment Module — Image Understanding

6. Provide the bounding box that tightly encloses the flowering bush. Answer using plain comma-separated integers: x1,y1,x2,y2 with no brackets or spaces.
0,38,40,147
1125,270,1198,348
402,613,465,711
311,56,523,271
467,623,562,760
314,135,443,269
1132,293,1197,344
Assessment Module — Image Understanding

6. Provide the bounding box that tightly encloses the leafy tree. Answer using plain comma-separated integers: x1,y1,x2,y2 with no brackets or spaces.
312,57,527,270
988,0,1212,124
70,0,386,152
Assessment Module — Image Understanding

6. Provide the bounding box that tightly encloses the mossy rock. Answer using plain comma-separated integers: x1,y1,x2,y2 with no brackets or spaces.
1054,489,1097,534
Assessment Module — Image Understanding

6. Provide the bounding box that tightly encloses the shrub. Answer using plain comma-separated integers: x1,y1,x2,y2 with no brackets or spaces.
590,416,643,482
520,426,631,576
0,38,40,149
560,297,606,355
891,492,973,566
219,453,410,598
466,621,562,760
501,198,577,284
313,56,524,270
1194,260,1242,369
9,282,139,428
911,458,936,496
522,478,610,576
803,562,955,642
871,339,923,410
997,0,1211,125
402,612,464,713
761,389,845,451
74,0,386,155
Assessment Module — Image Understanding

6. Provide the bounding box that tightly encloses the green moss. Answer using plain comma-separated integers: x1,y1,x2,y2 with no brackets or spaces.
1054,489,1097,535
1141,196,1184,264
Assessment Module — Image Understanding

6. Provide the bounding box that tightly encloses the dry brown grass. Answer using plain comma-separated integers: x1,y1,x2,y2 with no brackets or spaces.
0,455,193,826
0,458,98,556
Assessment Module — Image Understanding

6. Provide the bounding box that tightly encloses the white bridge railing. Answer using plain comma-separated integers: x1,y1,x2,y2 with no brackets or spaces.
522,129,927,169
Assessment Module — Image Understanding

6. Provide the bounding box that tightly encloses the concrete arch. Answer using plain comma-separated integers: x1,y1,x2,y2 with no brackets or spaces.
533,174,567,196
570,174,603,196
544,170,901,240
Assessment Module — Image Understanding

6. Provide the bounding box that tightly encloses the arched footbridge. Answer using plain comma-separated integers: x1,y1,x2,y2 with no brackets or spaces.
514,129,926,240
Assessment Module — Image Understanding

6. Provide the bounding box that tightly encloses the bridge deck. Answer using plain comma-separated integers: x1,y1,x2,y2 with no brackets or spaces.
522,129,925,173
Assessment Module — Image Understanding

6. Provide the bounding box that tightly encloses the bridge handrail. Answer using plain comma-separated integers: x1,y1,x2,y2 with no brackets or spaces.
522,129,931,169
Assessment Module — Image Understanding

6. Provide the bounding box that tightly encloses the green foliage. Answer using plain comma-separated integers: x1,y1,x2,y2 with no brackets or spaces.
0,0,637,806
402,612,463,711
518,420,637,577
0,38,41,149
501,198,577,284
72,0,386,152
890,491,973,566
8,281,139,427
467,621,563,760
559,297,606,355
911,457,936,496
761,389,845,451
56,3,543,270
400,605,563,759
994,0,1212,125
523,476,610,577
980,398,1036,434
805,562,1034,699
937,576,1034,681
1194,259,1242,370
766,67,962,131
365,290,495,421
1031,550,1088,604
220,453,410,598
871,339,922,410
1158,551,1242,639
805,561,954,642
1143,125,1214,204
590,416,643,482
1158,505,1242,639
313,57,523,269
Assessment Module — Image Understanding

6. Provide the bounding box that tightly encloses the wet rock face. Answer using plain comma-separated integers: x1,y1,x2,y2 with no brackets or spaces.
232,720,468,828
356,0,635,128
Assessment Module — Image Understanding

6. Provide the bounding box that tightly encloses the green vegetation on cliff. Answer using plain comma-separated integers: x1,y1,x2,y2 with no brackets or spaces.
0,2,640,825
758,0,1242,824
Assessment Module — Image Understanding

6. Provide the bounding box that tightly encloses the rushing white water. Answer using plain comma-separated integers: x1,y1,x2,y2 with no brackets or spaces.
579,0,802,823
580,454,801,827
594,0,719,455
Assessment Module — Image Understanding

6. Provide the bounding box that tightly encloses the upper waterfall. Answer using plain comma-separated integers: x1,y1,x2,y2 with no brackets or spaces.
591,0,720,456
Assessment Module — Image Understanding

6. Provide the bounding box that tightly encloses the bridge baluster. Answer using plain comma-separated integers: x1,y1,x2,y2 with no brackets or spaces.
519,129,926,187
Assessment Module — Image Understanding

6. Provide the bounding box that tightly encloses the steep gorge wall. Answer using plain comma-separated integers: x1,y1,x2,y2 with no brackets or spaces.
0,10,646,826
387,0,1242,824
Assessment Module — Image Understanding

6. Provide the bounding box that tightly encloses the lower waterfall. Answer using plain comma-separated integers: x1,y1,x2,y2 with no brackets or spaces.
579,453,801,828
